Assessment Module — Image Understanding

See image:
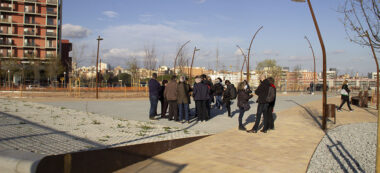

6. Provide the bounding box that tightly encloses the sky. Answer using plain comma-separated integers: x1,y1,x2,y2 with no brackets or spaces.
62,0,376,75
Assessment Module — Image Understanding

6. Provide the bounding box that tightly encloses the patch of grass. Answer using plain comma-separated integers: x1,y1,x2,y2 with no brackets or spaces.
61,107,66,110
74,128,79,130
117,124,125,128
37,107,45,110
195,130,200,135
139,124,154,131
104,135,110,138
51,115,60,119
98,139,108,142
163,127,171,133
19,122,26,125
92,120,101,125
15,109,18,112
136,131,146,136
183,129,189,134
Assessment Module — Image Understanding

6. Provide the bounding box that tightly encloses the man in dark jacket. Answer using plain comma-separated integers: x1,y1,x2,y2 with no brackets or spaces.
159,80,168,118
177,76,190,123
164,75,178,121
201,74,213,119
213,78,224,110
148,73,160,120
266,77,276,130
223,80,235,117
247,78,270,133
193,76,209,122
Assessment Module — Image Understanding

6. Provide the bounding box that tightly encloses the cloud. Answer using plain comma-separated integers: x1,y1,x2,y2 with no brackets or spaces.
263,49,279,56
103,48,145,59
139,14,153,23
288,55,310,62
331,49,345,54
102,11,118,18
62,24,92,39
196,0,206,4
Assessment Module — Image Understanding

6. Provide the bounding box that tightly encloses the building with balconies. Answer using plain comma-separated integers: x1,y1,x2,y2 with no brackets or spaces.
0,0,61,63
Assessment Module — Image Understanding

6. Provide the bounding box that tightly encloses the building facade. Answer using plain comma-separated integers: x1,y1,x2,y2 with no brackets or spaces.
0,0,61,61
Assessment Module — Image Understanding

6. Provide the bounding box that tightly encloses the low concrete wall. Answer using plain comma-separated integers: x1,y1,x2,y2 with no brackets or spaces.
0,149,46,173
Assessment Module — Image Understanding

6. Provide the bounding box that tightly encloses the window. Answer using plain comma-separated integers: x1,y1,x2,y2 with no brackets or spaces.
47,18,54,25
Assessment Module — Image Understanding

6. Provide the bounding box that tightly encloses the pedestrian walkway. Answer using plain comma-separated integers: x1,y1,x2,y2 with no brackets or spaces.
116,97,377,173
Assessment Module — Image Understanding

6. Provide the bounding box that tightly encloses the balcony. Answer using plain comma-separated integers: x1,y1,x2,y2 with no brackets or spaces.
0,6,12,11
25,20,37,25
0,18,12,23
24,42,37,47
46,32,56,37
0,52,13,58
45,54,56,58
25,9,36,13
47,0,57,4
46,11,57,15
24,53,37,58
0,30,13,35
24,30,36,35
0,40,13,46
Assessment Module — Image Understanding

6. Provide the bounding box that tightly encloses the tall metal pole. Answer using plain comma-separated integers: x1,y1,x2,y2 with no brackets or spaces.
96,36,103,99
190,46,199,82
305,36,316,94
246,26,263,82
237,45,247,82
173,40,190,75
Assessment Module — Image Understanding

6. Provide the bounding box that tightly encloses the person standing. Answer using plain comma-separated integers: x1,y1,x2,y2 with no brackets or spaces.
237,81,253,131
338,80,353,112
223,80,236,117
213,78,224,110
148,73,161,120
177,76,190,123
159,80,169,118
247,77,270,133
193,76,209,122
201,74,213,120
266,77,277,130
164,75,178,121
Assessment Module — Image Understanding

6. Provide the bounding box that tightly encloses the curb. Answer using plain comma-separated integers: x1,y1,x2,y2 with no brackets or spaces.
0,149,46,173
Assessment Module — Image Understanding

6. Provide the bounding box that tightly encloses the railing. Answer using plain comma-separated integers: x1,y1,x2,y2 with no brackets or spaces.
25,0,37,2
46,32,56,36
46,22,55,26
46,0,57,4
0,7,12,11
0,18,12,23
24,43,37,47
25,20,36,24
24,31,36,35
46,45,56,48
0,41,13,45
25,9,36,13
46,11,56,15
45,54,56,58
24,53,37,58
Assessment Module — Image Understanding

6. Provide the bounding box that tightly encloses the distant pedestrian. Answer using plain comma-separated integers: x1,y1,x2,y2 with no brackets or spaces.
201,74,213,119
266,77,277,130
213,77,224,110
148,73,160,120
223,80,237,117
193,76,210,122
164,75,178,121
177,76,191,123
338,80,353,112
247,76,270,133
237,81,253,131
159,80,169,118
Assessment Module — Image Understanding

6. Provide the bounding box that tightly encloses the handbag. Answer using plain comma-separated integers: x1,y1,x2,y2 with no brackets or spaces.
243,103,251,111
340,89,348,96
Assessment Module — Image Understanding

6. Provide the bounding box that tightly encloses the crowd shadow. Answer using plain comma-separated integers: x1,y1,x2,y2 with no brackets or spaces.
242,113,277,129
284,100,364,172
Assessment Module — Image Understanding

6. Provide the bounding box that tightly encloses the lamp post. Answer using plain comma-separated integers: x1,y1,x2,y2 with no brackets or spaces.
246,26,263,82
292,0,327,130
237,45,247,82
96,36,103,99
173,40,190,75
7,70,10,90
63,71,66,88
190,46,200,82
305,36,316,94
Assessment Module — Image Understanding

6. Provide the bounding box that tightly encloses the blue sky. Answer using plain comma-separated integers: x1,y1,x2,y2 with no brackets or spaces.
62,0,374,75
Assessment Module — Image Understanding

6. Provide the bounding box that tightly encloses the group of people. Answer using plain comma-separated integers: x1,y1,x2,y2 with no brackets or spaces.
148,73,278,133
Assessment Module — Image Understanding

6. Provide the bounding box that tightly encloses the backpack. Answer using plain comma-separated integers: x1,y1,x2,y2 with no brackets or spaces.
230,85,237,100
266,86,275,103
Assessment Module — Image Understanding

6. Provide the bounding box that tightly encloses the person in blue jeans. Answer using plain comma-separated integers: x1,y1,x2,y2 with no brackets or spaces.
213,78,224,110
148,73,161,120
177,76,190,123
236,81,253,130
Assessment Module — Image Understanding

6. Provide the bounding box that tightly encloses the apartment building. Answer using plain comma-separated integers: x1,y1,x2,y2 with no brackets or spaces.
0,0,61,61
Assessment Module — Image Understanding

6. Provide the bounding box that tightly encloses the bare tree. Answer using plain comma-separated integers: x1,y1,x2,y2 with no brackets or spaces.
126,57,139,86
339,0,380,49
177,46,189,75
293,65,303,91
143,44,157,77
256,59,282,86
71,43,87,78
215,47,219,72
46,56,64,86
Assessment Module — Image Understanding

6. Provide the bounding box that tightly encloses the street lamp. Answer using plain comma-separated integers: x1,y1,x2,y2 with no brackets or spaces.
190,46,200,82
96,36,103,99
63,71,66,88
292,0,327,130
173,40,190,75
7,70,10,89
305,36,316,95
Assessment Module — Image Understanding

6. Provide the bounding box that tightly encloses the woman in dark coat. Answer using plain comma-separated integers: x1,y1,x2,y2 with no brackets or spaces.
338,80,353,112
223,80,235,117
237,81,253,130
159,80,168,118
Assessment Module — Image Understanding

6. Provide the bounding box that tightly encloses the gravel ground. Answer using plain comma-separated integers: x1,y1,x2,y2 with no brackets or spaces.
0,98,209,155
307,123,377,173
